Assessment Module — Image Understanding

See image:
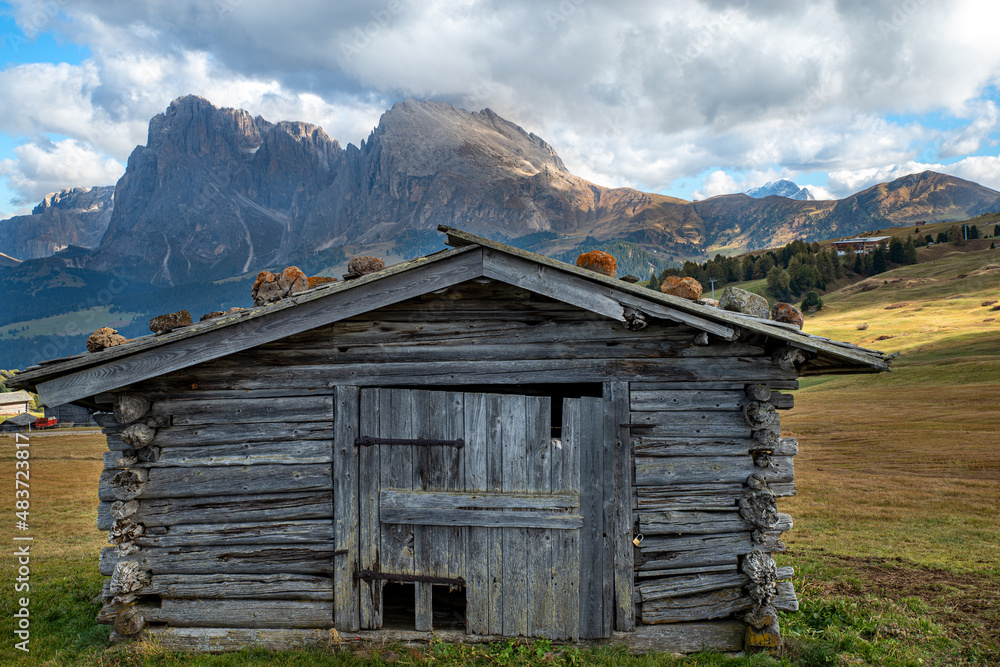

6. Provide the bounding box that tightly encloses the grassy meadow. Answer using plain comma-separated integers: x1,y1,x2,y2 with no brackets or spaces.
1,239,998,666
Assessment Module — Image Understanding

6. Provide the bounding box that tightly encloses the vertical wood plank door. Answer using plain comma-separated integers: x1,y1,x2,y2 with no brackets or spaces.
356,389,603,640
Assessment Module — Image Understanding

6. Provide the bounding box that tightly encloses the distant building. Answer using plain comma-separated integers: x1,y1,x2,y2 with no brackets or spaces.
45,403,96,426
0,390,32,416
831,236,890,255
0,413,33,432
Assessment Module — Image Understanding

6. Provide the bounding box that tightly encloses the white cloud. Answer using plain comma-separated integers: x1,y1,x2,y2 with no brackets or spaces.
692,170,740,200
0,139,124,205
824,155,1000,198
1,0,1000,205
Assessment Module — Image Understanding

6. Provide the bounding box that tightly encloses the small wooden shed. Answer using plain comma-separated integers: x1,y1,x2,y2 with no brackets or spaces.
12,227,891,653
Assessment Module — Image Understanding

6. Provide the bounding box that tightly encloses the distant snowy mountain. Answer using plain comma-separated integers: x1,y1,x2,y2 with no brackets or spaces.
745,179,815,201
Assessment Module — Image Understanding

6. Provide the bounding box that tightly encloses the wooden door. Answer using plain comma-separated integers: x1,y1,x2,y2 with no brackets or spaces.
353,389,604,639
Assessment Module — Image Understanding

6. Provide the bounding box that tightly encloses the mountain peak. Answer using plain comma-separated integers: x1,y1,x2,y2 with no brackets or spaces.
745,179,815,201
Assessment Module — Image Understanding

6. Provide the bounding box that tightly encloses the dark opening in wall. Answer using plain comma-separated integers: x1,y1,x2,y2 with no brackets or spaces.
379,583,467,631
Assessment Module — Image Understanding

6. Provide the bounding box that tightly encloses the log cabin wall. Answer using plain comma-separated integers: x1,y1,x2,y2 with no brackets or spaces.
628,381,799,647
91,279,801,649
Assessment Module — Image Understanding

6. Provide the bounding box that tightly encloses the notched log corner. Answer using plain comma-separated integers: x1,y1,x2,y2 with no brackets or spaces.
114,395,151,425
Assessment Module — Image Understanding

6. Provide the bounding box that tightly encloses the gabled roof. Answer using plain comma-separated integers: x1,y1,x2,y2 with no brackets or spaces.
0,390,32,404
11,226,892,406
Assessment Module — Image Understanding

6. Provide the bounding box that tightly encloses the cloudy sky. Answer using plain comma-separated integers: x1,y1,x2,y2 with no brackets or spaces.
1,0,999,217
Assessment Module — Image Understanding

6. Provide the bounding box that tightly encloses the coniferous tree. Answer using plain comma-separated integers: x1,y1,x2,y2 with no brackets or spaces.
801,291,824,311
872,244,888,274
766,266,792,301
903,237,918,264
888,237,906,264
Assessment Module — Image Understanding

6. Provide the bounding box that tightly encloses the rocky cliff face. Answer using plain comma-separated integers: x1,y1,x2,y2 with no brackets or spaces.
0,186,114,260
49,96,1000,284
283,99,660,260
86,95,342,284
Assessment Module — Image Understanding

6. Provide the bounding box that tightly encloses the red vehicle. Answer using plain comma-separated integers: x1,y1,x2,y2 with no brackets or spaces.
33,417,58,429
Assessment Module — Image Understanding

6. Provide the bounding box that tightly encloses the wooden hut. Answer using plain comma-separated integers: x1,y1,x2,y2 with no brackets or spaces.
10,226,891,653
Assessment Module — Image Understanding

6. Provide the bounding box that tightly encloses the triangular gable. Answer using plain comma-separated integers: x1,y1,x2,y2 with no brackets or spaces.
11,228,891,406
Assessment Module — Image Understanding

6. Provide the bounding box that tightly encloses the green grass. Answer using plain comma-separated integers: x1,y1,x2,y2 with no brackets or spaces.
0,305,144,339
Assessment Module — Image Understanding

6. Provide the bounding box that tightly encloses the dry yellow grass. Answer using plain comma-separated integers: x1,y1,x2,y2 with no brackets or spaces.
0,430,107,559
781,383,1000,573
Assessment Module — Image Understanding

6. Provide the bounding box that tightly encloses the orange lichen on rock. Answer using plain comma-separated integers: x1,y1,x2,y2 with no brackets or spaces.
278,266,308,295
308,276,339,289
770,302,804,328
660,275,703,301
149,310,193,334
87,327,128,352
252,268,308,306
348,256,386,276
575,251,617,277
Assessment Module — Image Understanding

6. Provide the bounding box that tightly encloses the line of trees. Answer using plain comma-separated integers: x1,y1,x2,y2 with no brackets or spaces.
649,235,920,304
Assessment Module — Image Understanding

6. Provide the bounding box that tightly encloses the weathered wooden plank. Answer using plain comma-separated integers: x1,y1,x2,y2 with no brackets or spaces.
641,586,746,623
149,573,333,600
482,249,626,323
637,566,794,602
578,395,604,639
135,520,334,547
629,390,745,412
463,392,490,636
149,356,796,392
375,510,580,532
146,599,334,628
608,382,634,632
410,390,436,631
641,579,797,623
774,580,799,612
443,391,465,583
601,391,614,638
770,391,794,410
501,394,528,637
269,315,691,348
104,450,138,469
138,439,333,467
635,564,738,579
634,456,794,486
358,388,381,629
632,436,798,458
98,491,332,530
637,531,785,571
638,511,792,536
98,463,333,501
100,544,336,576
623,622,746,653
225,339,759,365
485,393,504,636
33,246,485,407
629,410,751,438
381,389,414,580
333,385,360,631
525,395,553,640
149,396,334,426
379,490,578,511
557,397,581,640
150,422,333,447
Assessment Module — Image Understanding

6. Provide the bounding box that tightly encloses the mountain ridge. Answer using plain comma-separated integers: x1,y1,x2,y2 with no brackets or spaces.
2,96,998,283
